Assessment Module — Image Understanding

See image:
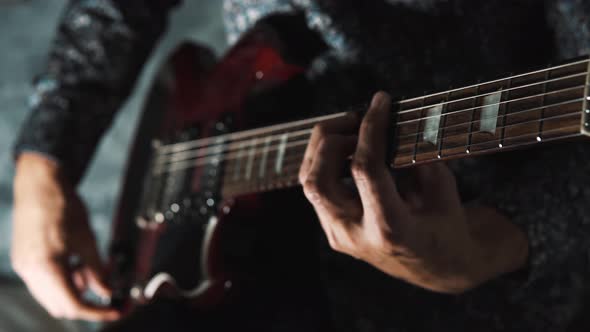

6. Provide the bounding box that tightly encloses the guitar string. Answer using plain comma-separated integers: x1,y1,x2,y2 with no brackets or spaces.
155,81,587,163
393,58,589,104
397,71,587,115
153,86,585,163
155,109,583,174
155,64,589,154
157,61,589,153
153,110,582,175
153,96,584,168
220,124,583,192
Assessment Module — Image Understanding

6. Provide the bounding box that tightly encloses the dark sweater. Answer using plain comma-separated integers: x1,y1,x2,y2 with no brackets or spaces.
14,1,590,331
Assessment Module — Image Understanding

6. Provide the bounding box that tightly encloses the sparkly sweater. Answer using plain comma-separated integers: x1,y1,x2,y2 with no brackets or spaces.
13,1,590,331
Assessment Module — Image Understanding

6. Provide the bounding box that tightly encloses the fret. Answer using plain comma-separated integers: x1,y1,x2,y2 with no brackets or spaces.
537,67,551,140
275,133,289,173
498,77,513,147
233,142,246,180
480,88,503,135
244,138,257,180
412,95,426,164
466,83,480,154
423,103,443,145
258,136,272,178
436,90,452,158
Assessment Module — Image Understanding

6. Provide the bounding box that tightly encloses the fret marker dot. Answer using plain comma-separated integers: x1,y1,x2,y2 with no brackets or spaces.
412,159,416,164
255,71,264,79
498,143,503,148
437,154,441,159
586,109,590,114
466,149,470,154
536,136,542,142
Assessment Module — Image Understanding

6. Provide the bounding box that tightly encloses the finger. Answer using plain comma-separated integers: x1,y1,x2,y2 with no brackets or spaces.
413,163,461,211
79,244,112,298
26,260,120,321
83,267,112,299
49,263,120,321
302,135,361,223
73,222,113,298
299,112,360,184
72,269,87,292
74,301,121,322
352,92,405,218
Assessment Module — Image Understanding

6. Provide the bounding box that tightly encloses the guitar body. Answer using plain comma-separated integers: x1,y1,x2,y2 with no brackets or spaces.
109,15,327,313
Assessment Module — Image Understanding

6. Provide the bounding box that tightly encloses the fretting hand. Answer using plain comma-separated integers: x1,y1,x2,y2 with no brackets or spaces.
299,91,529,293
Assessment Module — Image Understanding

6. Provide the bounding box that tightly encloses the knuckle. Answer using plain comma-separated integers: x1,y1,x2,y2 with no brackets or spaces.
302,176,326,203
351,159,377,180
298,160,310,184
297,168,307,185
326,232,343,252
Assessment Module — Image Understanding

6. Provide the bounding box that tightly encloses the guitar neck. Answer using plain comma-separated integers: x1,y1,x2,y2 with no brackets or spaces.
158,57,590,198
220,57,590,197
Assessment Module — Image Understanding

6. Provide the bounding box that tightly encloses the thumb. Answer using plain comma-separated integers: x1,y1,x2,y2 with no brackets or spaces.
414,163,461,211
79,239,112,299
73,221,112,299
70,197,113,299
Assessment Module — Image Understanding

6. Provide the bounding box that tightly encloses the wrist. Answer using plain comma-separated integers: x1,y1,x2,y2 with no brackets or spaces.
15,152,63,183
14,153,70,204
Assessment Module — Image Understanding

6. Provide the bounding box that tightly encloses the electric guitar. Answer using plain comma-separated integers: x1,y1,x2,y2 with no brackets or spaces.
108,15,590,312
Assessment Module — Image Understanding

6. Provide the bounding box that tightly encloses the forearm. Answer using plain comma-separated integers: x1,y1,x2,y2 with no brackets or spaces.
13,0,176,184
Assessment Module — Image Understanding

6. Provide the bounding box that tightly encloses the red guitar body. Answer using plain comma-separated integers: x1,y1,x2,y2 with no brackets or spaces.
108,14,330,321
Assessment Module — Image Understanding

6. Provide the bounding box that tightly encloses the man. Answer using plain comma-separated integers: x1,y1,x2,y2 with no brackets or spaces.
10,0,590,331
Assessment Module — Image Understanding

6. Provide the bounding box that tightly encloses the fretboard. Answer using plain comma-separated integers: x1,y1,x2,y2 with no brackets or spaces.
157,57,590,198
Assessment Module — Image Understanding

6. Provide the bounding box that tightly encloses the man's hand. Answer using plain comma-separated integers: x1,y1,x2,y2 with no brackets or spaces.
299,91,529,293
11,153,121,321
